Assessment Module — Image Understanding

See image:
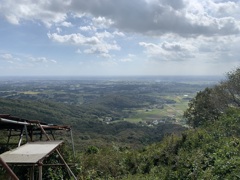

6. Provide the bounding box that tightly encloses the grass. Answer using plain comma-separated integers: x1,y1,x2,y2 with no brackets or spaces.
22,91,39,95
124,118,142,123
125,94,191,125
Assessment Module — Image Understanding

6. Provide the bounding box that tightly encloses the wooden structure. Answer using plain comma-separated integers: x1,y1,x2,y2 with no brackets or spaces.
0,114,77,180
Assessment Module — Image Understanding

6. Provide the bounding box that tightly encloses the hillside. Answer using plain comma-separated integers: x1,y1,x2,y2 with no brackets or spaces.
2,97,240,179
76,68,240,179
0,97,185,151
78,108,240,179
0,77,209,151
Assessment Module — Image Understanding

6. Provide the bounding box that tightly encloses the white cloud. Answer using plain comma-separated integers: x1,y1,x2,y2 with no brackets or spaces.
0,0,69,27
50,59,57,63
0,53,21,63
113,31,125,37
83,42,120,55
1,0,239,36
95,31,114,39
48,32,120,58
28,56,57,63
70,0,240,36
48,33,100,45
92,16,114,29
1,53,13,60
119,54,136,62
206,0,239,17
140,34,240,65
56,27,62,33
5,15,19,25
0,52,56,67
79,26,96,32
139,40,196,61
60,21,73,27
161,42,187,52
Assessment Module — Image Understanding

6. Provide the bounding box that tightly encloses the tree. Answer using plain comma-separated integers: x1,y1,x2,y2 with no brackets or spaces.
184,88,220,128
184,68,240,128
222,68,240,107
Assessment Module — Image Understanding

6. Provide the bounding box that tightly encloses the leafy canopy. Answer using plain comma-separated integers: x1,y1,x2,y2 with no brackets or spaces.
184,68,240,128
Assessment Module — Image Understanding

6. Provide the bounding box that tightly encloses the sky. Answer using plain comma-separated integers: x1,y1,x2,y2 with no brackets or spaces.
0,0,240,76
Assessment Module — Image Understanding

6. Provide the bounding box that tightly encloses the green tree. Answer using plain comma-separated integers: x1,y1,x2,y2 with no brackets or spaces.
184,68,240,128
184,88,220,128
222,68,240,107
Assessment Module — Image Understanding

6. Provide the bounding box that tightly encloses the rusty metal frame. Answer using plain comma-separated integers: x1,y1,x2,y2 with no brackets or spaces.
0,114,76,180
0,157,19,180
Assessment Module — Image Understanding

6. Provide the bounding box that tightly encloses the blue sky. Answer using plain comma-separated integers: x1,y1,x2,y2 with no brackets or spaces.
0,0,240,76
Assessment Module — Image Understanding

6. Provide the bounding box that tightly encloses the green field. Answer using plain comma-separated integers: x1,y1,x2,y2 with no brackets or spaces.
124,94,194,125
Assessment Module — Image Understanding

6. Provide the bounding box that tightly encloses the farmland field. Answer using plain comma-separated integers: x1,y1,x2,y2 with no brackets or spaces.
124,94,194,125
0,76,221,150
0,76,221,127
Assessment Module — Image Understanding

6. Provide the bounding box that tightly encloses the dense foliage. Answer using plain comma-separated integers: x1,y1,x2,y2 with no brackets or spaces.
184,68,240,128
75,108,240,179
77,68,240,179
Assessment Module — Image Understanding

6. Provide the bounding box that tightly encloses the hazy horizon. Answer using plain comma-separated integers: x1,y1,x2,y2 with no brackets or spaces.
0,75,224,83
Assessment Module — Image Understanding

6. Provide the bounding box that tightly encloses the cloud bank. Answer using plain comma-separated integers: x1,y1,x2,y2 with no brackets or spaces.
0,0,240,75
1,0,239,36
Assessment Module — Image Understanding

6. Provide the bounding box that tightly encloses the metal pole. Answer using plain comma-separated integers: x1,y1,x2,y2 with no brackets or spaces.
70,129,76,157
38,162,42,180
24,124,29,142
7,129,12,148
55,149,77,180
18,128,24,147
0,118,29,125
50,130,55,140
0,157,19,180
38,124,77,180
30,165,35,180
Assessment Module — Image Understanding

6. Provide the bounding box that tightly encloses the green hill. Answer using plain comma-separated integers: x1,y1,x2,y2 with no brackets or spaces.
0,97,185,151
